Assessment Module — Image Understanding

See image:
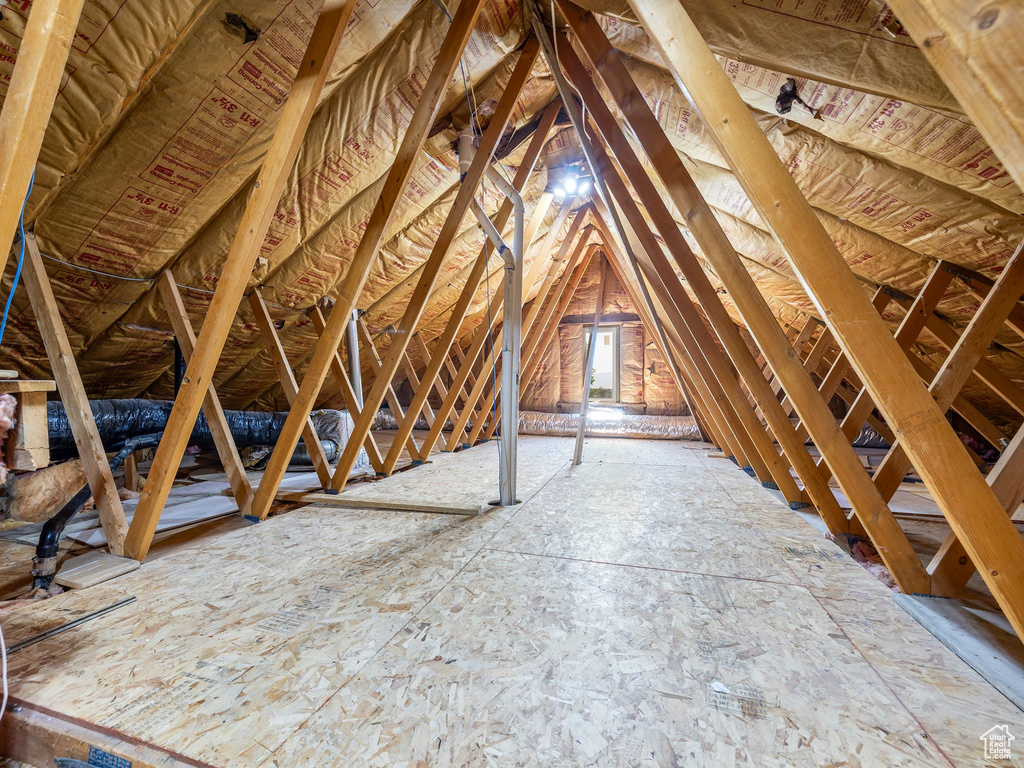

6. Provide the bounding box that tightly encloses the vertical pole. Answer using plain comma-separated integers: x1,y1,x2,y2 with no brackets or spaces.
573,258,608,465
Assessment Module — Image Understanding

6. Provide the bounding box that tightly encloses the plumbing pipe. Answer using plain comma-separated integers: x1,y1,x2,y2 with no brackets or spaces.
470,198,513,266
485,165,524,507
32,433,163,591
347,309,363,409
455,125,524,506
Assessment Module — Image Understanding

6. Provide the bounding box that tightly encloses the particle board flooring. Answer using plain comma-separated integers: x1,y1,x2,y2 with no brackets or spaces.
1,436,1022,767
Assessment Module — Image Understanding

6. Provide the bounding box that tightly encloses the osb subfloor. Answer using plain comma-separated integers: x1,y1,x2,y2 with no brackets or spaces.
2,436,1022,767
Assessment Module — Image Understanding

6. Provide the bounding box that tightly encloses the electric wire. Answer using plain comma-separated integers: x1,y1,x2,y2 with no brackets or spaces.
0,169,35,348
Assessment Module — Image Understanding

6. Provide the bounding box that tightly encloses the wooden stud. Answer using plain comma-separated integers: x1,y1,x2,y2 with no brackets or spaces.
158,272,254,515
20,233,128,554
399,350,436,427
309,305,385,473
248,290,333,489
245,0,486,522
124,454,141,494
0,0,85,277
564,3,925,587
126,0,360,559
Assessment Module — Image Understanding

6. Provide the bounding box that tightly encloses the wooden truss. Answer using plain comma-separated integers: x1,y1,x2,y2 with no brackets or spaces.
13,0,1024,650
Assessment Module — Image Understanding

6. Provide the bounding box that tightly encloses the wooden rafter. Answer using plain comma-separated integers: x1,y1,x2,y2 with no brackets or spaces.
125,0,360,559
326,37,540,492
308,305,385,473
159,272,253,516
0,0,85,278
626,0,1024,629
21,233,128,554
248,290,333,489
245,0,487,521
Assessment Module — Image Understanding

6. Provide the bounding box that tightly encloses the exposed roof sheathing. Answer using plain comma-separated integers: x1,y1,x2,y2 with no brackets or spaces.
1,0,1022,434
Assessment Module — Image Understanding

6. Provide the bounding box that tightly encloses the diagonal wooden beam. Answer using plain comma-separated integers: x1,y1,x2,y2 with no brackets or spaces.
942,262,1024,342
248,290,333,489
159,272,253,516
246,0,487,520
812,265,953,484
557,27,848,522
467,198,584,445
125,0,360,558
886,0,1024,194
565,1,924,585
379,95,559,471
22,233,128,554
626,0,1024,627
309,306,385,473
355,319,420,460
328,38,540,491
875,243,1024,507
0,0,84,278
399,350,436,427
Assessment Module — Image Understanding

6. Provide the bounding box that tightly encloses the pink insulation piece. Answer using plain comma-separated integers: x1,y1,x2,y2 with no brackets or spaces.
0,393,18,485
851,540,900,592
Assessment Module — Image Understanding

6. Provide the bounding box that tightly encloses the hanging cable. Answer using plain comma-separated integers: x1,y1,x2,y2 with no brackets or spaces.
0,169,36,348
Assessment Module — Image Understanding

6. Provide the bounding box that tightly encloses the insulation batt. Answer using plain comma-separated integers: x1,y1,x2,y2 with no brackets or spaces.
0,394,15,485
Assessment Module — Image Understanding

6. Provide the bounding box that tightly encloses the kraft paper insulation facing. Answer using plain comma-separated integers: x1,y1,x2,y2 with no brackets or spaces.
524,257,688,416
0,0,1020,435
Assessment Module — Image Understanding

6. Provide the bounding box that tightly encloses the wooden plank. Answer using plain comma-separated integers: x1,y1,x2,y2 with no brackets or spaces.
126,0,360,559
309,305,385,473
8,389,50,472
21,233,128,555
567,2,922,585
159,272,254,516
248,290,333,489
625,0,1024,625
399,350,436,427
572,258,608,465
124,452,142,494
53,551,140,590
886,0,1024,194
276,491,484,516
380,97,560,472
0,0,85,277
247,0,487,520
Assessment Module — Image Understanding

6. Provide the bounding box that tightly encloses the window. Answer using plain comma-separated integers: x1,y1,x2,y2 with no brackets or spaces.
583,325,620,403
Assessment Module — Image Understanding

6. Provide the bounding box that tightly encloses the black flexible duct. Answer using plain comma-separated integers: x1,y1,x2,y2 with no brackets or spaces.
46,400,290,461
32,433,164,591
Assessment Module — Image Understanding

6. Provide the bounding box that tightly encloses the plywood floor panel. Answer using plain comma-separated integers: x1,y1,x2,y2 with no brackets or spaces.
0,437,1020,767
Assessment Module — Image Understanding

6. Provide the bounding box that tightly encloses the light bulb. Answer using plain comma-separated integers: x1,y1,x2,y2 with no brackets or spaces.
577,178,591,195
553,185,567,199
564,176,577,194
